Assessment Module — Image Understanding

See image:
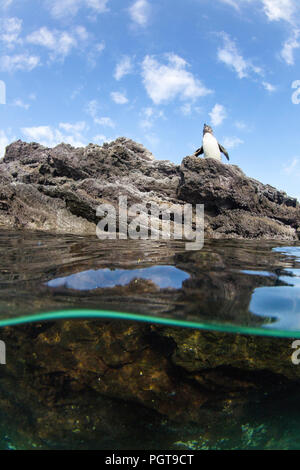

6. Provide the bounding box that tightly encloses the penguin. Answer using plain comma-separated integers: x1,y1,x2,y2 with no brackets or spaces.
194,124,229,161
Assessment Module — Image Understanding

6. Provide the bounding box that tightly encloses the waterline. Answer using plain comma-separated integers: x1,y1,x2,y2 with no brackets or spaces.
0,308,299,339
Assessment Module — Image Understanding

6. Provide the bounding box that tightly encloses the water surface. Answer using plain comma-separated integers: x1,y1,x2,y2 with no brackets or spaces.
0,230,300,336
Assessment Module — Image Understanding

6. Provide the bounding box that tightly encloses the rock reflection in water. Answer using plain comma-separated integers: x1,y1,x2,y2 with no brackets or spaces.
47,266,190,290
0,230,299,328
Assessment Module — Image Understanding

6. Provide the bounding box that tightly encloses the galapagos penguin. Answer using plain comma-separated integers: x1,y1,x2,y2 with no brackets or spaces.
194,124,229,161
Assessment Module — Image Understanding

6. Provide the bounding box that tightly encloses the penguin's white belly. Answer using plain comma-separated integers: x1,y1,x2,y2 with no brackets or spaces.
203,133,221,161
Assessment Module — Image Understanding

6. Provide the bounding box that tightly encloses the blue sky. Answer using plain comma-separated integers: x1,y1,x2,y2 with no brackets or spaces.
1,0,300,199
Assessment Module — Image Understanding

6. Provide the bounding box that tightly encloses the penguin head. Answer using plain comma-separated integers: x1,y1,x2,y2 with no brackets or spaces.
203,124,213,135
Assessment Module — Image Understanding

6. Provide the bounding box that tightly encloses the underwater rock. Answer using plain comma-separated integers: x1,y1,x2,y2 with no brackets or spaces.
0,138,299,239
0,319,300,449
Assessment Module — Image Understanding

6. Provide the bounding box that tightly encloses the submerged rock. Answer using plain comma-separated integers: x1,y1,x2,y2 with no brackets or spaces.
0,319,300,449
0,138,299,239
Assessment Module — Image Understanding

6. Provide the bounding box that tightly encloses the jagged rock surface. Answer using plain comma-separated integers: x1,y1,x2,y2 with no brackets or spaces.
0,137,299,239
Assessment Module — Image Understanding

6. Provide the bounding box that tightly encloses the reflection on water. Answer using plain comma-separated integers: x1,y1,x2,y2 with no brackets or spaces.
0,231,299,332
47,266,190,290
241,270,276,277
249,248,300,331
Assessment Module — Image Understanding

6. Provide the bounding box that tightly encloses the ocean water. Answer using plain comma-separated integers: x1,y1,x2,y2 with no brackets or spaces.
1,230,300,449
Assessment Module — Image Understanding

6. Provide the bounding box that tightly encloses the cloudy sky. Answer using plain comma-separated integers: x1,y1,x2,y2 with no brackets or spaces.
1,0,300,199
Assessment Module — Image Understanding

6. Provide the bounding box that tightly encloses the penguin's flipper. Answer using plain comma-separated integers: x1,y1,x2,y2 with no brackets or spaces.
194,146,203,157
219,144,229,161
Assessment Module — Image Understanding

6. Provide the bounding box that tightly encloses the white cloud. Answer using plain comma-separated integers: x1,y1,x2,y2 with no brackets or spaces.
218,0,240,9
209,104,227,126
145,133,160,146
0,130,13,158
217,32,261,79
12,99,30,109
95,42,105,52
75,25,89,41
85,100,115,127
217,35,245,78
21,122,88,148
261,0,296,23
93,134,108,144
180,103,202,116
140,107,154,129
139,107,164,129
284,157,300,175
129,0,150,26
85,99,99,119
21,126,53,144
59,121,87,133
85,0,109,11
0,54,40,72
87,41,105,67
0,17,22,46
281,30,300,65
114,56,133,80
70,87,83,100
262,81,277,92
46,0,109,19
223,136,244,149
181,103,192,116
235,121,247,130
1,0,13,9
93,134,114,144
26,26,87,60
217,0,297,24
141,53,212,105
217,1,300,66
111,91,128,104
94,117,115,127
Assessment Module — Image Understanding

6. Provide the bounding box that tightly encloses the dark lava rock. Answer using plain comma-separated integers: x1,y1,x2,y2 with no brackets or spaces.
0,138,299,239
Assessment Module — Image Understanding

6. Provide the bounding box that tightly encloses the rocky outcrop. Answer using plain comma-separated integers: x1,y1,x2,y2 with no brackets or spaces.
0,137,299,239
179,157,300,239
